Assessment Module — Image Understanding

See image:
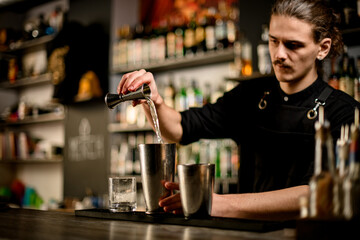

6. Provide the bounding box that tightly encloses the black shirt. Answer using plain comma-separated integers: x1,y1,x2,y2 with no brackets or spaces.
180,76,360,193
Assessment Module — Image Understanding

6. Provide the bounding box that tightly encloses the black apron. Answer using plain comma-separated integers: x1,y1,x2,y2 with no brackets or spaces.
238,86,333,193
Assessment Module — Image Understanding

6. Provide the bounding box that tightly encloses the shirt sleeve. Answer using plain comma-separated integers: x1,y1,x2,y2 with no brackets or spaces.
179,83,248,145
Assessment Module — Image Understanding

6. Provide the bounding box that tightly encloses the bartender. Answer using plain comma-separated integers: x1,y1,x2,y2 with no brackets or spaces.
117,0,360,220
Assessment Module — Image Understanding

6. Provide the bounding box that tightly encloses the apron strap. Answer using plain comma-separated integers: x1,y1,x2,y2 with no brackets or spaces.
307,86,333,120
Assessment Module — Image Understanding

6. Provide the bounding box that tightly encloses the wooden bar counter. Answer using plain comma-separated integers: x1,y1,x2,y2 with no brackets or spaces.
0,207,296,240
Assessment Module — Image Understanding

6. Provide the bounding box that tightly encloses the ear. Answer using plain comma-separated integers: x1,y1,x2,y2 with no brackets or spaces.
317,38,332,60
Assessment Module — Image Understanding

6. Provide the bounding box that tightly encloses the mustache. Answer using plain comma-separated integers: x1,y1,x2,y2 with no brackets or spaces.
272,60,291,68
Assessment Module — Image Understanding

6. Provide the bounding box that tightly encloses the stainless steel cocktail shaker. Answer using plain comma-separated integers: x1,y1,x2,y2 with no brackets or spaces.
138,143,176,214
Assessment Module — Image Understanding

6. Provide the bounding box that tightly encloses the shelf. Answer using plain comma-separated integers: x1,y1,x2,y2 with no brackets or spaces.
0,157,63,164
0,73,52,89
112,48,234,74
226,72,275,82
0,0,51,13
342,27,360,35
1,112,65,127
108,123,153,133
5,35,56,52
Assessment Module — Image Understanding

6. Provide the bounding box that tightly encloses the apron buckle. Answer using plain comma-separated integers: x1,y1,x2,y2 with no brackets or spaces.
258,91,270,110
307,99,325,120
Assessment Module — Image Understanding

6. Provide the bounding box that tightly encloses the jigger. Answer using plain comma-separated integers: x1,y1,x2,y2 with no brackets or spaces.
178,163,215,219
138,143,176,214
105,84,151,109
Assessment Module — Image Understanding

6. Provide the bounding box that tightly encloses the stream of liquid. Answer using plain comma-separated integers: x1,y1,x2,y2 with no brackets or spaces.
146,97,164,144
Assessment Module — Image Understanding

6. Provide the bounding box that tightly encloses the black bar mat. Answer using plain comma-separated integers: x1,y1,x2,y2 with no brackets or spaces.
75,209,287,232
296,218,360,240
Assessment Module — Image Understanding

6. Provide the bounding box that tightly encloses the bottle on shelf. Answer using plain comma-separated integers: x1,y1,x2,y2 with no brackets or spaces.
343,109,360,219
214,8,227,50
142,25,151,65
119,25,130,67
187,80,195,108
257,25,272,75
156,23,167,62
240,35,253,76
226,4,239,49
349,57,358,98
328,57,340,90
355,57,360,101
195,14,206,54
163,74,176,109
133,24,145,66
184,15,196,56
175,80,188,111
166,26,176,59
333,125,350,218
338,48,353,97
203,83,212,105
309,106,336,218
193,80,203,107
127,25,136,66
174,26,184,58
205,7,216,52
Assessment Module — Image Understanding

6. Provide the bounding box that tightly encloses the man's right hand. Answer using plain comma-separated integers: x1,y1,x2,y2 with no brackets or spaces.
117,69,163,107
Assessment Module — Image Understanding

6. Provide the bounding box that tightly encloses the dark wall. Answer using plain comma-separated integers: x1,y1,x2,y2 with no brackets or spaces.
239,0,275,72
63,0,111,199
68,0,111,35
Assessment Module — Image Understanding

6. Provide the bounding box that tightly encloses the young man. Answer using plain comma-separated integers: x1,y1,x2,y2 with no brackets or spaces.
117,0,360,220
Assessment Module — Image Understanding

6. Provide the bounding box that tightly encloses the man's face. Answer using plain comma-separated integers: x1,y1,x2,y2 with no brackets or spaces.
269,15,320,85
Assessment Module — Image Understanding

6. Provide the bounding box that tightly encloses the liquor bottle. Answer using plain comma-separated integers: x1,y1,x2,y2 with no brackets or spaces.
156,23,166,62
133,24,144,66
348,57,357,97
8,58,18,83
118,25,130,67
195,15,206,54
163,75,176,108
193,81,203,107
125,134,136,175
215,141,221,179
215,1,228,50
112,28,121,69
133,134,142,175
257,25,272,75
343,0,358,28
203,83,212,105
205,8,216,52
211,85,224,104
31,14,52,38
328,57,339,90
127,26,136,66
214,10,227,50
141,25,151,65
149,27,158,63
240,36,253,76
166,26,176,59
226,4,239,48
118,141,127,176
339,49,353,96
184,16,196,56
355,57,360,101
333,125,350,217
174,27,184,58
175,80,188,111
187,80,195,108
309,106,336,218
343,109,360,219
